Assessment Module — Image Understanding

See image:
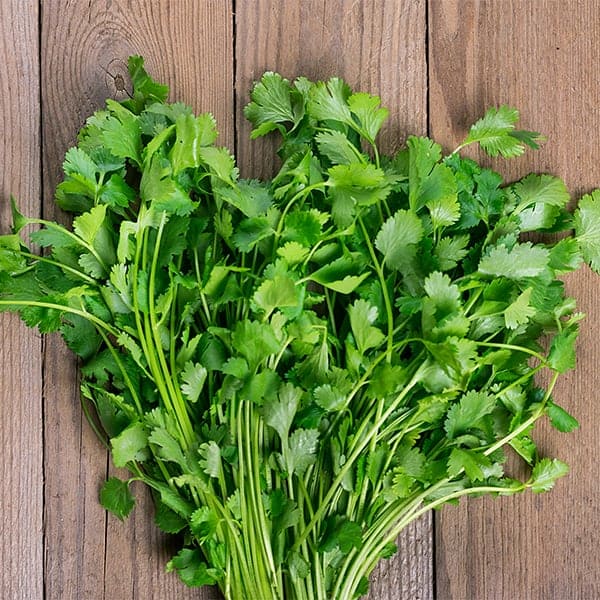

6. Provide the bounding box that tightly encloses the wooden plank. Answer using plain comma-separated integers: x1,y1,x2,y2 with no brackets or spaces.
0,1,43,599
429,1,600,598
40,1,233,598
234,2,432,599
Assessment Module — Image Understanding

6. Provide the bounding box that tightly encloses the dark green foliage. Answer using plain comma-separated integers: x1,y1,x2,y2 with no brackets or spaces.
2,57,598,600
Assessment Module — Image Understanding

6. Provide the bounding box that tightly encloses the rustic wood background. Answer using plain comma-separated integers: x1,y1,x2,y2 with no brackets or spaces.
1,1,599,598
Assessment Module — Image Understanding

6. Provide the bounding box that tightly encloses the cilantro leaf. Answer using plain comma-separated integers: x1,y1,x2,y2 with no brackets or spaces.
125,55,169,113
348,299,385,354
110,421,149,467
348,92,389,143
546,400,579,433
445,391,496,439
547,327,578,373
504,288,536,329
461,105,532,158
244,72,298,135
574,190,600,272
375,209,423,270
529,458,569,493
479,243,550,280
100,477,136,520
180,361,208,403
166,548,220,587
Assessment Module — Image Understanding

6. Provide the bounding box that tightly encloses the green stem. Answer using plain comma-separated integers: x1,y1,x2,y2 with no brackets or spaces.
148,213,195,449
357,215,394,362
292,367,423,553
19,251,98,284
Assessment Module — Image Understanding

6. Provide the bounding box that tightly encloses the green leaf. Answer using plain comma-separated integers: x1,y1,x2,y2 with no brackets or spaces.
421,164,459,228
286,428,319,476
100,174,136,208
375,209,423,270
479,243,550,280
102,100,142,164
308,254,370,294
244,72,297,134
549,238,583,273
166,548,219,587
529,458,569,493
574,190,600,272
447,448,491,481
514,173,570,209
63,147,98,183
462,105,529,158
140,156,196,216
407,135,442,210
154,501,187,534
170,113,218,173
180,361,208,403
445,391,496,439
277,241,310,265
199,441,221,478
148,427,187,469
10,197,30,233
348,92,389,142
100,477,135,520
315,131,362,165
313,384,346,412
110,421,149,467
423,271,461,315
0,234,27,272
504,287,536,329
284,209,328,246
231,320,281,371
219,179,272,218
72,204,107,245
548,327,578,373
253,275,300,318
263,383,302,442
546,400,579,433
348,299,385,354
308,77,352,124
190,506,219,541
513,174,569,231
126,55,170,112
319,518,363,555
327,163,390,228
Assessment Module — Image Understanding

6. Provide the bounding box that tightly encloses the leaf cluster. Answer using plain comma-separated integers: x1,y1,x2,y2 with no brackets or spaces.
1,58,598,600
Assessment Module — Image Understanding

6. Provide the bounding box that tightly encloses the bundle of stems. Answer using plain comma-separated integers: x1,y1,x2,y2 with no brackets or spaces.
1,57,598,599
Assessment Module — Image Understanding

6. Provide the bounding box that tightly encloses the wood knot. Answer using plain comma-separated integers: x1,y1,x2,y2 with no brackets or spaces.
103,58,132,100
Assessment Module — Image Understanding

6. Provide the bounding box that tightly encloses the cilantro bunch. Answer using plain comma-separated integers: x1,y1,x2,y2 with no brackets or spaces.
2,57,600,599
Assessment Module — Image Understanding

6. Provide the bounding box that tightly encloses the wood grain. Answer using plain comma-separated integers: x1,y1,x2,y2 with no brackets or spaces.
430,1,600,598
0,2,43,600
40,1,233,598
235,2,432,598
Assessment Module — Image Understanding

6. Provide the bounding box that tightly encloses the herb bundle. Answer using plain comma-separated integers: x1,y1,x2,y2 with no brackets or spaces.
2,57,599,599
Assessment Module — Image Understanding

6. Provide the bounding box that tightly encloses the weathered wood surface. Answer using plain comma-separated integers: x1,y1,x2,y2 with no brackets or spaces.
1,1,599,598
0,2,43,600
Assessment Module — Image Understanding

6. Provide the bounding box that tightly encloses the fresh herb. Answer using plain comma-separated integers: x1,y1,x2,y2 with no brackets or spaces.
2,57,599,599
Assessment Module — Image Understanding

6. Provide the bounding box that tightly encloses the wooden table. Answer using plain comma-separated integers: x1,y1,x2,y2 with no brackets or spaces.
1,1,599,598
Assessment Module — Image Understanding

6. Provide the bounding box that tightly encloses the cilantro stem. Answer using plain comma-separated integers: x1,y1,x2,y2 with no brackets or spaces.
475,340,547,364
28,219,108,273
293,366,424,553
19,251,98,284
0,299,118,337
357,215,394,362
273,182,326,242
148,214,195,449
